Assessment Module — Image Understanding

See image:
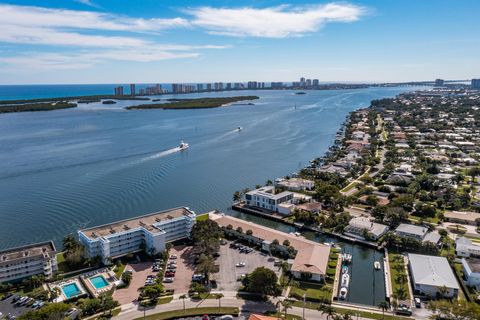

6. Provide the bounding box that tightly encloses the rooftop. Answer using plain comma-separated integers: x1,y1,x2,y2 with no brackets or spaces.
246,186,293,200
463,258,480,273
79,207,194,240
395,223,428,237
0,241,56,263
408,253,459,289
444,210,480,222
210,213,330,275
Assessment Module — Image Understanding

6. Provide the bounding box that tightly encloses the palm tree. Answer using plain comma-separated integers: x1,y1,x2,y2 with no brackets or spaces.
438,285,448,298
378,301,389,319
216,293,224,310
320,305,336,320
280,300,293,318
179,294,187,314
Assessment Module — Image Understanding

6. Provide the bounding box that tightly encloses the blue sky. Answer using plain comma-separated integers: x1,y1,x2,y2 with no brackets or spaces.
0,0,478,84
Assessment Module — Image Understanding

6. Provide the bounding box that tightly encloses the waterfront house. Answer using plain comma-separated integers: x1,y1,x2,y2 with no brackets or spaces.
244,186,294,213
456,237,480,258
461,258,480,289
0,241,57,283
78,207,196,264
210,213,330,282
408,253,459,298
343,217,389,240
395,224,440,244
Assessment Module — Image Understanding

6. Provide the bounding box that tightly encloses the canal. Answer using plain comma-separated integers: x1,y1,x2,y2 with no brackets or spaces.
231,210,386,307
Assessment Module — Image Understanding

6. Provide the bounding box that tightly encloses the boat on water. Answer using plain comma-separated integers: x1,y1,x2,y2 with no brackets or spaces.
339,287,348,300
179,140,189,150
374,261,381,270
342,266,349,274
341,253,352,264
341,273,350,288
237,126,243,131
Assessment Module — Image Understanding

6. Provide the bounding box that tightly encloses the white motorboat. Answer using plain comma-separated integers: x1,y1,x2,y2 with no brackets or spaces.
342,266,349,274
341,273,350,288
179,140,189,150
374,261,381,270
237,126,243,131
339,287,348,300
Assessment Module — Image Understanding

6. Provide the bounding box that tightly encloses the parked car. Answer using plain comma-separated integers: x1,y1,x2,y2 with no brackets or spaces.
219,316,234,320
414,297,421,308
170,255,177,259
1,293,13,301
163,277,174,283
202,315,210,320
236,262,245,267
165,272,175,277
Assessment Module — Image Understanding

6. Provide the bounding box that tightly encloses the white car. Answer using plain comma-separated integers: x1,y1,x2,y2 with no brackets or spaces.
235,262,245,267
163,277,174,283
170,255,177,259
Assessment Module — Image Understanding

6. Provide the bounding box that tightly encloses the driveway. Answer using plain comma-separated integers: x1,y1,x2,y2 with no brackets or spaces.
113,261,155,305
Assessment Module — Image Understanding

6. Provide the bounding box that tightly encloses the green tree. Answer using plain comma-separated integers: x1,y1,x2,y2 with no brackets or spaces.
378,301,389,319
191,219,222,256
246,229,253,236
18,302,70,320
196,254,216,282
320,304,336,320
142,284,164,302
179,294,187,314
242,267,281,297
216,293,224,309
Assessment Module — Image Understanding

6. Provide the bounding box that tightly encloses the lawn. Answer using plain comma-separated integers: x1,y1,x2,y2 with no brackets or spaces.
56,252,71,273
388,253,410,301
196,214,209,221
114,262,126,278
290,281,332,303
135,307,239,320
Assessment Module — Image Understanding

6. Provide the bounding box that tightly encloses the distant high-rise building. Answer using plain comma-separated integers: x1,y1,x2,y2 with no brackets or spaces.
130,84,136,96
471,79,480,89
197,83,204,91
300,77,305,83
234,83,242,89
226,83,232,90
247,81,258,89
155,84,162,94
434,79,444,87
306,79,312,87
206,83,212,91
313,79,319,87
271,82,283,89
114,86,124,96
214,82,223,91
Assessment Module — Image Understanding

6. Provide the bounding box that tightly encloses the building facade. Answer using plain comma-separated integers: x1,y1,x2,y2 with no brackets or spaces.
78,207,196,264
0,241,57,283
408,253,459,298
461,258,480,289
244,186,293,212
456,237,480,257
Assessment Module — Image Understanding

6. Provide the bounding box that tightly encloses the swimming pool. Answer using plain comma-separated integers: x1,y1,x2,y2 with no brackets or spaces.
62,283,81,298
90,275,109,289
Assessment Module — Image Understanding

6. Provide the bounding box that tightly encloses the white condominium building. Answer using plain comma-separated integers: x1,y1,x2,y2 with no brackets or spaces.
0,241,57,283
78,207,196,264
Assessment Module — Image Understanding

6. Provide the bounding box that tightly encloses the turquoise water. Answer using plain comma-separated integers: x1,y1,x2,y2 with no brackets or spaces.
62,283,81,298
90,275,109,289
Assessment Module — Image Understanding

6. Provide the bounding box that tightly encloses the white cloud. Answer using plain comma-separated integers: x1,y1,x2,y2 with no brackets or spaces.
75,0,100,8
187,3,366,38
0,4,225,70
0,4,189,33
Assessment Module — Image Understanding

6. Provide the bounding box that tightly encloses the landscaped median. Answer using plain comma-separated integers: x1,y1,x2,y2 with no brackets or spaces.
133,307,239,320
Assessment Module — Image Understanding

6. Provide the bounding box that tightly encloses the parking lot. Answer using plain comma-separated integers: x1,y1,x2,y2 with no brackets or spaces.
0,294,36,319
163,246,195,294
113,261,157,305
214,241,281,292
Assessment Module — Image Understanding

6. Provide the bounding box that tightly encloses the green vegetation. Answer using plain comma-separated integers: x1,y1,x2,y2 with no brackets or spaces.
388,253,410,301
289,281,332,304
18,302,71,320
427,299,480,320
134,307,239,320
113,262,126,278
0,95,149,105
196,213,209,221
126,96,259,110
0,101,76,113
77,293,119,317
241,267,282,297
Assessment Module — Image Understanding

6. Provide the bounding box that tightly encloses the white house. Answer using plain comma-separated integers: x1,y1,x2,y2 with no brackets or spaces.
456,237,480,258
0,241,57,283
408,253,459,298
343,217,389,240
395,223,440,244
78,207,196,264
461,258,480,289
244,186,293,213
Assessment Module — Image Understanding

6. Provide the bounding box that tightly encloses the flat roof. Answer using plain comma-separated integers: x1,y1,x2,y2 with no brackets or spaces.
246,186,293,200
210,213,330,275
444,210,480,222
464,258,480,273
0,241,56,263
80,207,194,240
395,223,428,237
408,253,459,289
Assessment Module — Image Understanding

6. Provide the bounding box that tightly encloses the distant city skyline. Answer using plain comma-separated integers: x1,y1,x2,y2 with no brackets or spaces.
0,0,479,84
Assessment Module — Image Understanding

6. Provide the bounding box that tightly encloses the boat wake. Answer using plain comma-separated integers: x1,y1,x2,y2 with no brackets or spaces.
136,147,183,163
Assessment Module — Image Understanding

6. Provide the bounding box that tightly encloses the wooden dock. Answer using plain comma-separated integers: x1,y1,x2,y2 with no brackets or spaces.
332,254,343,301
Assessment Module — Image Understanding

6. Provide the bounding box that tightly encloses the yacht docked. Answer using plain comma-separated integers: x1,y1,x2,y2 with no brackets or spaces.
374,261,381,270
339,287,348,300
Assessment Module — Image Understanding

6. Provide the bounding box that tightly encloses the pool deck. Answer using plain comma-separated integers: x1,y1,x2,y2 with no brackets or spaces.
49,278,88,302
80,268,118,297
